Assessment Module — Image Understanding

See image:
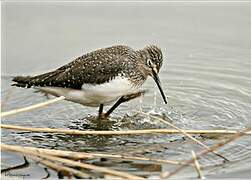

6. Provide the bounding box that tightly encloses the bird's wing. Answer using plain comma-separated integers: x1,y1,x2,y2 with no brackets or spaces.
13,46,133,89
50,53,127,89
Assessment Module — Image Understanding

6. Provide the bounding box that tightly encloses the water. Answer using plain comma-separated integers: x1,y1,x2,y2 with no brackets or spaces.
1,2,251,179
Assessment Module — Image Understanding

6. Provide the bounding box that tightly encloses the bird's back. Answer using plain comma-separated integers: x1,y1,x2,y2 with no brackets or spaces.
12,45,143,89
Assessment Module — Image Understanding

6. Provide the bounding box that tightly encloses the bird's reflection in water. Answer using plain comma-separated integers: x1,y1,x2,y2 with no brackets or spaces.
69,115,120,131
49,112,165,151
48,114,133,152
68,111,169,131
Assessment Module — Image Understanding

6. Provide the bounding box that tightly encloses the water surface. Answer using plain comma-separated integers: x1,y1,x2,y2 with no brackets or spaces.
1,2,251,179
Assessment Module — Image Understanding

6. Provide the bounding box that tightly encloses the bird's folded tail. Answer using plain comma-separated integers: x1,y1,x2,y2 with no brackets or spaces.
12,76,34,88
12,71,58,88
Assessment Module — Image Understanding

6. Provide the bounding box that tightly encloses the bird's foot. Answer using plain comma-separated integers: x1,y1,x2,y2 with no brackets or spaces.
98,113,109,120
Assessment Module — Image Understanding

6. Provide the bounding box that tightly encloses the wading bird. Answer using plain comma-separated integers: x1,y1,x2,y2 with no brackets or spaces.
12,45,167,119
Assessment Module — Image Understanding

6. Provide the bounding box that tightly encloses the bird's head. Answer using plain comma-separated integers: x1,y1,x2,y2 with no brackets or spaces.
143,45,163,74
140,45,167,104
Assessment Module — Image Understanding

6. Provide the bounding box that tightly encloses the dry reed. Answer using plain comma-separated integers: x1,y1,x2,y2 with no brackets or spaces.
164,126,251,178
1,124,250,136
1,143,183,165
1,96,65,118
191,150,204,179
1,143,145,179
30,156,92,179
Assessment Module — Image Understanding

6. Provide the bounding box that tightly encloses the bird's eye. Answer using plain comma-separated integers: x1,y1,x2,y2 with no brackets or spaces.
147,59,152,66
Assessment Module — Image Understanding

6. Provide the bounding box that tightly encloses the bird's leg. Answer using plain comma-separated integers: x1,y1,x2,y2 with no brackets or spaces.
102,90,145,119
98,104,105,119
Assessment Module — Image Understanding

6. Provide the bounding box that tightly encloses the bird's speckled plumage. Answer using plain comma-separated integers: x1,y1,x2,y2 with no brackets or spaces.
12,45,165,108
12,45,163,89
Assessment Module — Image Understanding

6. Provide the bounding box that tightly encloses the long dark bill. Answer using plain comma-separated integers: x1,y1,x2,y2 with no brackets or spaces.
152,70,167,104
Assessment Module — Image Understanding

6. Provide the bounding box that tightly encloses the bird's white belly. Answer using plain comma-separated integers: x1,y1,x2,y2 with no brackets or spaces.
37,77,139,107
